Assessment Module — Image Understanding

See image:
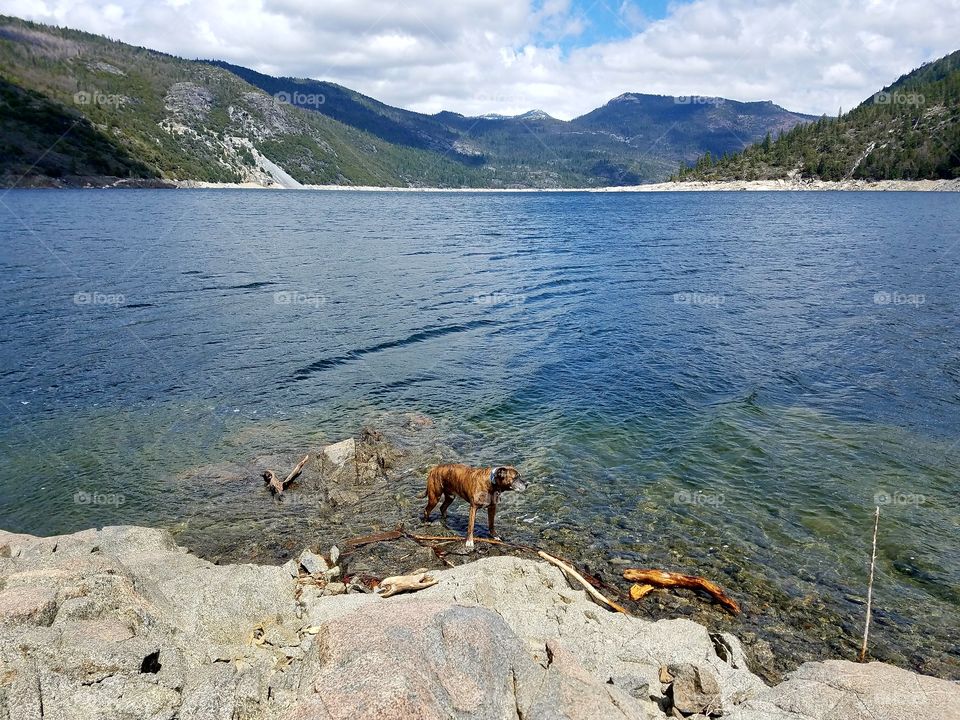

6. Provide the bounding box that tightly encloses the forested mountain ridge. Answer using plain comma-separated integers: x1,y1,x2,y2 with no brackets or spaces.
677,50,960,182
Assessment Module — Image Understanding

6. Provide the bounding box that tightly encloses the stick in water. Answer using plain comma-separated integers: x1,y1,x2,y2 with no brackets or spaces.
860,505,880,662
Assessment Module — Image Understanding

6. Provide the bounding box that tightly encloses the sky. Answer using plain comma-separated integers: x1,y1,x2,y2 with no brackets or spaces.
2,0,959,119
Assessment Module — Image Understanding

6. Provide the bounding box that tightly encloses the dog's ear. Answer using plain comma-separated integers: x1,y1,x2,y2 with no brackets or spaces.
493,466,505,482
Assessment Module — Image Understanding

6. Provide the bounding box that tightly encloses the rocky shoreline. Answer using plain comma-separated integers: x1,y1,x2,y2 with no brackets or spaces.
1,524,957,719
5,176,958,191
171,178,960,192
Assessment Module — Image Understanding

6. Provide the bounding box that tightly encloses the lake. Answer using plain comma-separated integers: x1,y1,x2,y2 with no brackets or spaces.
1,188,958,679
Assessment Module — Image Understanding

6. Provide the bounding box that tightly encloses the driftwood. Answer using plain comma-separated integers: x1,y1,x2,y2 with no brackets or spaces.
538,551,630,615
376,568,438,598
345,528,404,548
859,506,880,662
262,470,283,495
262,454,310,496
629,583,655,601
339,528,627,607
622,569,740,615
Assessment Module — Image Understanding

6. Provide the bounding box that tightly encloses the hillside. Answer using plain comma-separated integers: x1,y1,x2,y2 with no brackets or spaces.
0,15,814,188
0,16,489,188
214,60,814,186
678,50,960,182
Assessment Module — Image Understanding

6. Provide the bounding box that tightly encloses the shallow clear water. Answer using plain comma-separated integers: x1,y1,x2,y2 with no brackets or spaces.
1,189,958,677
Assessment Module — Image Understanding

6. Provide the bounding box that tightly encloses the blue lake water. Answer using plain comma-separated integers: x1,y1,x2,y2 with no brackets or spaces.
1,189,958,677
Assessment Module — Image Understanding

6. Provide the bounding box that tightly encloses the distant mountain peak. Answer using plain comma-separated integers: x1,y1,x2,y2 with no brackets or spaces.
516,109,553,121
471,109,554,121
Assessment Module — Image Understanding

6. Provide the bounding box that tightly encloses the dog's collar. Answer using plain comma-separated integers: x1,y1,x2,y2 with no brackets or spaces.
489,466,500,491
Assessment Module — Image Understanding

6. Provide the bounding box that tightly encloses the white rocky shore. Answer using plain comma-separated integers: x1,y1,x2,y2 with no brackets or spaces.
1,526,957,720
172,178,960,192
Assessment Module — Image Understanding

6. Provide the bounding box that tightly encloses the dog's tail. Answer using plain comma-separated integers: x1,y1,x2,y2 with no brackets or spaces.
421,465,441,498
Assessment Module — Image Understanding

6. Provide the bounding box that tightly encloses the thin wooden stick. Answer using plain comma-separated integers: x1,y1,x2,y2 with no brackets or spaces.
408,532,537,552
860,506,880,662
345,528,404,547
538,550,630,615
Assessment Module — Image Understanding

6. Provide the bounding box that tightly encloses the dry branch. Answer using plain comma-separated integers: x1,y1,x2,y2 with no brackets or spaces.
377,568,438,597
262,470,283,495
262,454,310,496
539,551,630,615
345,528,404,547
283,454,309,488
622,569,740,614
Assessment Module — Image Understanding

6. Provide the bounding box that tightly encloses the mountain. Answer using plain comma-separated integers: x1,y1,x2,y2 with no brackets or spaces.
0,15,814,188
677,50,960,182
575,93,815,164
0,16,489,188
213,60,815,186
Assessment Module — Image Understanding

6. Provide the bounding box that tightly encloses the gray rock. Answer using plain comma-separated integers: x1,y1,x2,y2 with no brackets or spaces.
322,438,355,467
609,674,652,701
668,663,722,716
417,555,766,711
727,659,960,720
0,585,57,625
2,526,958,720
288,599,658,719
298,549,327,576
323,565,340,581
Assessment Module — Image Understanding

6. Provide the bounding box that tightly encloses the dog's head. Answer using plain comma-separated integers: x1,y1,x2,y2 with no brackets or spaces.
492,466,526,492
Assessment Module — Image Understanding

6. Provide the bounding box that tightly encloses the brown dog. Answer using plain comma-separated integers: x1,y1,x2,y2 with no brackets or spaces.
423,464,525,550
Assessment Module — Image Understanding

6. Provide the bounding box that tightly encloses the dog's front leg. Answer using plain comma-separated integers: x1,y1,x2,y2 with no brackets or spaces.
488,502,500,541
465,504,478,550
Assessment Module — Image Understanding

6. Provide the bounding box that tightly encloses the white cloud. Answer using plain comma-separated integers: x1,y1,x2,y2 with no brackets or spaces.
1,0,958,118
